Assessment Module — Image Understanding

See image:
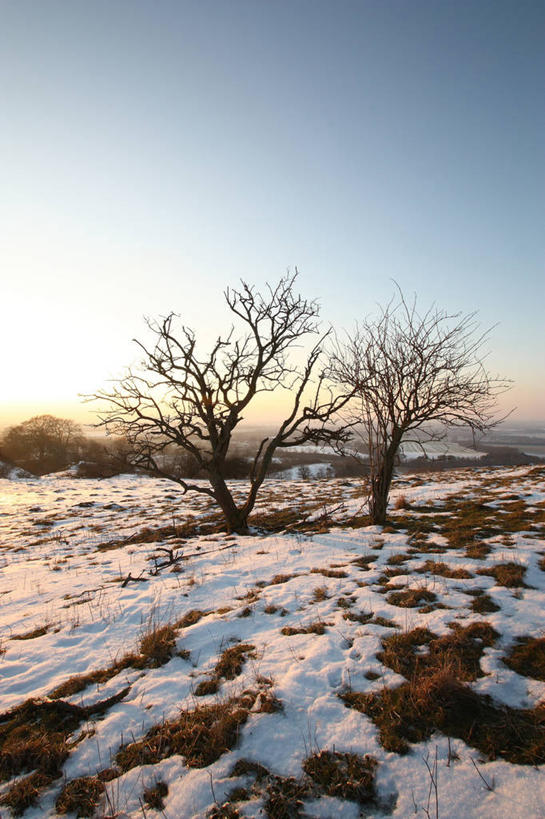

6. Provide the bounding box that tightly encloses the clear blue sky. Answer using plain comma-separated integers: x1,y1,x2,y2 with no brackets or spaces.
1,0,543,424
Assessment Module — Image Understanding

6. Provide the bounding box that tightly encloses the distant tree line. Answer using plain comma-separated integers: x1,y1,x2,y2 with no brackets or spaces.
0,415,135,477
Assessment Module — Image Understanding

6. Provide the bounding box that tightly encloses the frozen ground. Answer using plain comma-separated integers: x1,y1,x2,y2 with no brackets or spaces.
0,466,544,818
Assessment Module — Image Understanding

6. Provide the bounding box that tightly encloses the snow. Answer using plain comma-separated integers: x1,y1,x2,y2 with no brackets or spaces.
0,465,544,817
399,441,486,460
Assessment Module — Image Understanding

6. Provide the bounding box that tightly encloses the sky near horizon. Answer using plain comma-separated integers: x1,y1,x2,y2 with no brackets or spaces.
1,0,543,427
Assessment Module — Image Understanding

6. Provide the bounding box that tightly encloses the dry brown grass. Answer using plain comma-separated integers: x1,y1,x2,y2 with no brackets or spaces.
116,693,257,771
468,589,501,613
377,621,498,681
281,621,330,636
49,622,179,699
342,668,545,763
11,625,50,641
303,750,378,804
394,494,409,510
339,617,545,764
415,560,472,579
312,586,329,602
386,587,437,608
387,553,410,566
56,776,105,816
143,779,169,810
268,573,301,586
175,608,207,627
351,555,376,570
0,771,51,816
310,567,348,578
195,644,256,697
0,689,128,814
477,561,527,587
503,636,545,681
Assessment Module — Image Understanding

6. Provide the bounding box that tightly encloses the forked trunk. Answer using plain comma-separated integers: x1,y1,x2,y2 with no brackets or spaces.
210,472,250,534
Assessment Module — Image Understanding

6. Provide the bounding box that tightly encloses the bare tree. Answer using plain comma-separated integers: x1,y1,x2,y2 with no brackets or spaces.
330,288,511,525
91,274,351,532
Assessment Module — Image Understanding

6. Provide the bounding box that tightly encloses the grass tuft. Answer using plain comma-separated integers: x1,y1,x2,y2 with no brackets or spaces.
116,693,256,771
386,587,436,608
56,776,105,816
303,750,378,804
143,779,169,810
477,562,527,587
503,636,545,681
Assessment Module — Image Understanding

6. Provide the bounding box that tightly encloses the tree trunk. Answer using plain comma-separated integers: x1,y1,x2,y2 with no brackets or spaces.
209,472,249,534
368,435,401,526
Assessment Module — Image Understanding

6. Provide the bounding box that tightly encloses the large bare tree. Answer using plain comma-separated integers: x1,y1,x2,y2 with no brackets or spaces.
92,274,351,532
330,288,510,525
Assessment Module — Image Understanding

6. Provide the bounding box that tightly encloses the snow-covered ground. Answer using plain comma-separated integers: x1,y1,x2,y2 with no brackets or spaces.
399,441,486,460
0,466,544,818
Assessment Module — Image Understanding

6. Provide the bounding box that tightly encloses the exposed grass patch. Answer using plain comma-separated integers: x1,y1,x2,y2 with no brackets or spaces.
268,573,301,586
415,560,472,579
143,780,169,810
351,555,376,570
0,689,128,813
0,771,51,816
281,621,330,636
386,587,437,608
503,636,545,681
175,608,206,628
11,625,50,641
194,679,220,697
387,553,410,566
365,670,381,680
372,615,399,628
468,589,501,613
377,621,498,681
263,774,309,817
477,562,527,588
139,623,178,667
56,776,105,816
340,616,541,762
49,623,178,699
310,567,348,578
303,750,378,804
343,610,373,624
214,644,257,681
465,542,492,559
195,644,256,697
228,748,379,815
312,586,329,602
342,670,545,763
116,692,257,771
